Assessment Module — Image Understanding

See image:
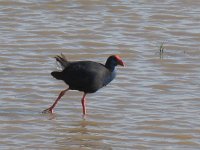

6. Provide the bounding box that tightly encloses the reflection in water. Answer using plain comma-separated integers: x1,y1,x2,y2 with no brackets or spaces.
50,117,114,149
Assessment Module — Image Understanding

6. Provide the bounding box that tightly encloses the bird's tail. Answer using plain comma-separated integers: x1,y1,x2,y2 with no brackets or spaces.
51,71,63,80
55,53,69,69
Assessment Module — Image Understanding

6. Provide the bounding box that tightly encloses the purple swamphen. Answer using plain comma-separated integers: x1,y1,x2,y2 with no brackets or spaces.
42,54,124,115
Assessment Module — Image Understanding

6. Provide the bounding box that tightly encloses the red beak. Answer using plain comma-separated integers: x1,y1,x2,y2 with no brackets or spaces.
115,55,125,66
118,59,125,66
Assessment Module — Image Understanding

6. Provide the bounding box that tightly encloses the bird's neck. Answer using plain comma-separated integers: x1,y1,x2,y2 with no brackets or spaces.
105,63,115,72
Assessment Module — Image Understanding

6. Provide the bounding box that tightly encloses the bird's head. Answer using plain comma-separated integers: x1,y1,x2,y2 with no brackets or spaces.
105,55,125,71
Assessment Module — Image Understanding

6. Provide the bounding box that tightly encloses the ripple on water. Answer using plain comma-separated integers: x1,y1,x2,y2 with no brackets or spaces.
1,0,200,149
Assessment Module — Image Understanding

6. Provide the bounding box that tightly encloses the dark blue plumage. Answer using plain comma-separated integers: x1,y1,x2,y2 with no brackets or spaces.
43,54,124,115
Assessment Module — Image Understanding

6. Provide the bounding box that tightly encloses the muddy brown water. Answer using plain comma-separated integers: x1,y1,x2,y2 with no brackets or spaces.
0,0,200,149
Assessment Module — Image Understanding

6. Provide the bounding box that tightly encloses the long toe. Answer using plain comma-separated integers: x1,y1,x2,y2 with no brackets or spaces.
42,107,54,114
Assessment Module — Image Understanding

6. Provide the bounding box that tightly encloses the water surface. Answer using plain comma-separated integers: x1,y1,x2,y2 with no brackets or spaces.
0,0,200,149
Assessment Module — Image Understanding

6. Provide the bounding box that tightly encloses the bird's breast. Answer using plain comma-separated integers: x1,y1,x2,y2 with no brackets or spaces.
103,70,116,86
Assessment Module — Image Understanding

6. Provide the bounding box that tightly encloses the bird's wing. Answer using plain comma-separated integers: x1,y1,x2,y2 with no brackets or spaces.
64,62,98,86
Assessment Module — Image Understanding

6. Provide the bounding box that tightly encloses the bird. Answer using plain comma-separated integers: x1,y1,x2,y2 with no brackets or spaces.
42,54,124,115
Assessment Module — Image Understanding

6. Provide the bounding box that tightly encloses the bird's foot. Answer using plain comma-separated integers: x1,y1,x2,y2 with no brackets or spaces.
82,114,87,119
42,107,54,114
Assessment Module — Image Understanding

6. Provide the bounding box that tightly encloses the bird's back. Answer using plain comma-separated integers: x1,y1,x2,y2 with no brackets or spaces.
62,61,114,93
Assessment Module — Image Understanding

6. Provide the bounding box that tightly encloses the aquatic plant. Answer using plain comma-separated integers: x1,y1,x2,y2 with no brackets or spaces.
159,42,165,59
159,42,164,54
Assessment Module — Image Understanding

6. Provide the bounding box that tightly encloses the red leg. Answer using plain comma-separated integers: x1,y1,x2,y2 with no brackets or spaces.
42,88,69,114
81,93,87,115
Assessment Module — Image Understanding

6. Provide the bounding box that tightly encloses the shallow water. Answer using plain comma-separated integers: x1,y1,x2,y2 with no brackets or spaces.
0,0,200,149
